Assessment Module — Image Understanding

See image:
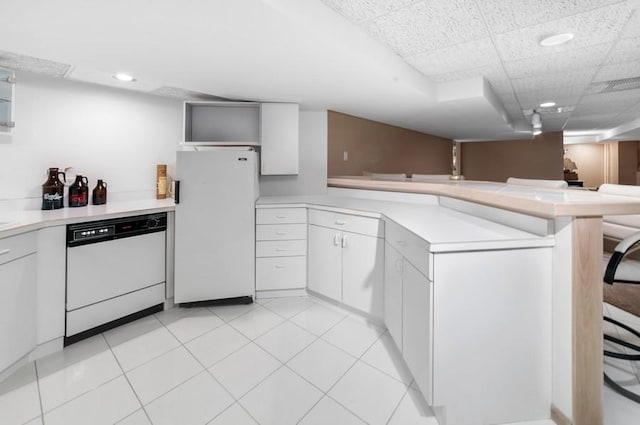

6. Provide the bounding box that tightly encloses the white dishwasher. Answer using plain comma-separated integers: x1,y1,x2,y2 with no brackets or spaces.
65,213,167,345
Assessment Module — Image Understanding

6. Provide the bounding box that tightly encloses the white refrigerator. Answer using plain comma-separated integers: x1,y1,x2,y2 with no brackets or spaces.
174,147,259,304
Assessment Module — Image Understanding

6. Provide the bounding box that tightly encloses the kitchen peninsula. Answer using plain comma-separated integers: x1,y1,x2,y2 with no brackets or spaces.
324,176,640,425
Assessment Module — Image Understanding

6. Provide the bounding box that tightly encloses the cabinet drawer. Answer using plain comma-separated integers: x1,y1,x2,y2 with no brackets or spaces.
308,209,383,237
256,208,307,224
0,231,37,266
256,224,307,241
256,240,307,257
256,256,307,290
385,219,430,277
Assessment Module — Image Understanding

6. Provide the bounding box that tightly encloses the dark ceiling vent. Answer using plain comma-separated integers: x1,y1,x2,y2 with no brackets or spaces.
588,76,640,94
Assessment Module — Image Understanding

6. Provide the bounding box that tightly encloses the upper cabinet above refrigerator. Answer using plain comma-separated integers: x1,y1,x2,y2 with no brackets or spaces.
183,101,299,175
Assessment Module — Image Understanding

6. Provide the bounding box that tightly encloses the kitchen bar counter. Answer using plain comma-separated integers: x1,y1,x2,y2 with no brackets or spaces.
0,198,176,237
328,176,640,218
322,178,640,425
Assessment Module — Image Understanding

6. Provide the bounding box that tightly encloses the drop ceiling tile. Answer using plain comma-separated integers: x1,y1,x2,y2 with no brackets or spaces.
478,0,624,34
0,50,70,78
518,96,581,110
620,9,640,38
405,37,500,75
503,43,611,79
320,0,416,23
579,88,640,106
516,86,586,105
360,0,488,56
594,60,640,82
511,68,596,94
606,36,640,64
493,4,632,62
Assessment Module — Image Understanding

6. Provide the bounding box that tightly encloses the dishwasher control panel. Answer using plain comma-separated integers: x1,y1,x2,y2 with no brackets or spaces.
67,212,167,247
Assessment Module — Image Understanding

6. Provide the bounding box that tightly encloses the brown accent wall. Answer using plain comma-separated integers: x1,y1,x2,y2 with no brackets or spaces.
461,132,564,182
327,111,452,177
618,141,639,185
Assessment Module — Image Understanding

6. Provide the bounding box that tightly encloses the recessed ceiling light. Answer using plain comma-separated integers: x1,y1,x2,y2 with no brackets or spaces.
540,101,556,108
113,73,136,82
539,33,574,47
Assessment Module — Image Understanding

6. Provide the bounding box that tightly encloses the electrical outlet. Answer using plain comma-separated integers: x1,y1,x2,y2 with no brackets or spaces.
343,151,349,161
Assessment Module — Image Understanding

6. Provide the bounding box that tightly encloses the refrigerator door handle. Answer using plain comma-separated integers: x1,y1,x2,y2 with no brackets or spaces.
174,180,180,204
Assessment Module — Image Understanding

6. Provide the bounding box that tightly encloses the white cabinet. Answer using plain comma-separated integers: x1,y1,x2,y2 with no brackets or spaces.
384,242,403,349
0,231,37,372
402,260,432,405
256,207,307,295
260,103,299,175
182,101,300,175
36,226,66,345
308,224,342,300
342,231,384,317
308,209,384,318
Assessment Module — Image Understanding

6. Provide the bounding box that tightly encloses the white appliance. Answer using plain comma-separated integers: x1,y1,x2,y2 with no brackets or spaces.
65,213,167,345
174,147,259,304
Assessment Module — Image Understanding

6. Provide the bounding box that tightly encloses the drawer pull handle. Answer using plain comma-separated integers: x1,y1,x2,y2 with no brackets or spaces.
396,240,407,247
276,231,287,235
275,265,286,269
276,215,286,219
0,249,10,256
335,220,347,225
275,248,286,252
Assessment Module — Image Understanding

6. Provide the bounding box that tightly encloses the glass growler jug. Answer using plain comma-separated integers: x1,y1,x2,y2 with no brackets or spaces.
42,168,66,210
69,175,89,207
92,179,107,205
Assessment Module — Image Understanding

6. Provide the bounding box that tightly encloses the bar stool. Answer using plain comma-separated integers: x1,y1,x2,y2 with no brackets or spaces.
603,231,640,403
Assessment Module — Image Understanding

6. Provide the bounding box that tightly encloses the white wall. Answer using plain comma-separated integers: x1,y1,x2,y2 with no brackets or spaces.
259,110,328,196
0,71,183,205
0,72,328,207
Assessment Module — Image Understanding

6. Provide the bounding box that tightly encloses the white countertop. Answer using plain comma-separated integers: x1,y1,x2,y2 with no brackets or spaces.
257,195,554,252
328,177,640,218
0,199,176,238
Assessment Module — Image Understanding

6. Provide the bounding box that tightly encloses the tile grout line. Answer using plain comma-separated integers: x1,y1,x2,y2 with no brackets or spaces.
32,361,46,425
101,333,154,425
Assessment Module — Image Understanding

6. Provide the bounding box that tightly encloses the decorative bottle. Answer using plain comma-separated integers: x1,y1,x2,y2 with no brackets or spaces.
69,175,89,207
92,179,107,205
42,168,66,210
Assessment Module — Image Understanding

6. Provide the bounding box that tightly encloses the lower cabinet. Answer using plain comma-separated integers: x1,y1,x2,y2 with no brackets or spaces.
36,226,66,345
307,224,342,300
402,260,432,404
0,231,37,373
307,210,384,319
384,242,403,351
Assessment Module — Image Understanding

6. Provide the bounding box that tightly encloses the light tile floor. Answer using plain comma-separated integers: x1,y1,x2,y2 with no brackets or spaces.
0,296,638,425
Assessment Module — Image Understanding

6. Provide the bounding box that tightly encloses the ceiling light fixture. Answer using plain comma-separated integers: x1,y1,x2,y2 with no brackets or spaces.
113,73,136,82
531,110,542,128
533,129,542,136
540,101,556,108
539,33,574,47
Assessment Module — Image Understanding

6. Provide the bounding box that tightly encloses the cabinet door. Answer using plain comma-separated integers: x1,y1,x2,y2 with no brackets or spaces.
384,242,403,349
260,103,299,175
402,260,433,405
0,254,37,372
307,225,342,301
36,226,66,344
342,232,384,319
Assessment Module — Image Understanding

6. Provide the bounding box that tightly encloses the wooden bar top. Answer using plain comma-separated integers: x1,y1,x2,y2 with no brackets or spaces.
327,177,640,218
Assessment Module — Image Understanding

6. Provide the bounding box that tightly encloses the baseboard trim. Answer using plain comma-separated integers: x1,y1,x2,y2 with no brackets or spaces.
551,404,572,425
